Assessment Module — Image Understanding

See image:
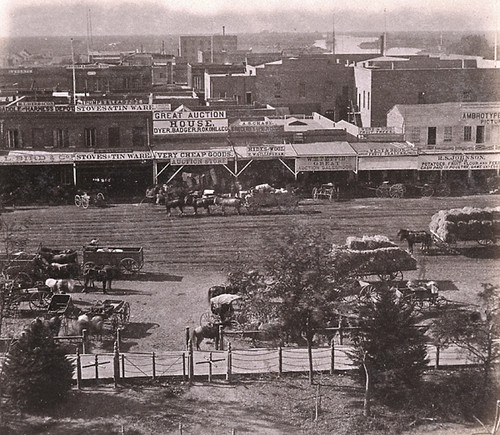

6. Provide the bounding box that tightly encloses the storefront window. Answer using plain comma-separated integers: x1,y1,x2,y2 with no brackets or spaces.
464,126,472,141
7,129,20,148
84,128,97,148
53,129,69,148
444,126,452,142
476,126,485,144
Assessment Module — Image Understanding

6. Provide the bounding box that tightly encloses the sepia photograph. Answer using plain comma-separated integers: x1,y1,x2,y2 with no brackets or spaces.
0,0,499,433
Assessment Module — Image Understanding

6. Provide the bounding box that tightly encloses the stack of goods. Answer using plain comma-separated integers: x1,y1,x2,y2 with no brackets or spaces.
331,235,417,275
429,206,500,243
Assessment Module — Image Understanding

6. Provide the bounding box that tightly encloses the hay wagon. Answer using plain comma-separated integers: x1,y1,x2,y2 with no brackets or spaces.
243,184,299,212
83,246,144,275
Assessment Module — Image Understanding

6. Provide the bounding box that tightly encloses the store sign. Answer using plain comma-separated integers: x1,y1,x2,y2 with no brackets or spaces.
0,105,73,112
296,156,356,172
247,145,286,158
418,153,500,170
461,110,500,125
0,152,74,165
359,127,396,135
75,103,170,112
230,120,283,135
360,147,418,157
152,110,228,135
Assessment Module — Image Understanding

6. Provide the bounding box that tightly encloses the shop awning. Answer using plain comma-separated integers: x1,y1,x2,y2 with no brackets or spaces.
352,141,419,171
293,142,357,172
291,141,356,157
418,151,500,171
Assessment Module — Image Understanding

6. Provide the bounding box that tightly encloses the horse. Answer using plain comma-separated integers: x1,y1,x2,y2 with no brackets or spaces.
45,278,75,294
398,229,432,253
83,265,116,293
164,186,187,216
58,314,104,341
214,196,243,215
190,324,220,350
184,192,213,215
47,262,80,279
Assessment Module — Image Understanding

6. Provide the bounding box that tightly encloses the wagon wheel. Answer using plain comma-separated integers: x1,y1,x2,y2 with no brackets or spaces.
120,258,140,275
74,194,82,207
477,238,495,246
436,183,451,197
81,196,90,209
120,301,130,325
378,271,403,281
200,312,218,327
96,192,105,202
389,184,406,198
359,284,378,301
83,262,95,273
420,184,434,197
29,290,52,311
312,187,319,200
376,185,390,198
14,272,33,289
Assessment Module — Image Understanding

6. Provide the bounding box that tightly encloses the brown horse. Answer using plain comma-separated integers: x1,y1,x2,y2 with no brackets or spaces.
398,229,432,253
190,324,220,350
184,192,213,215
214,196,243,215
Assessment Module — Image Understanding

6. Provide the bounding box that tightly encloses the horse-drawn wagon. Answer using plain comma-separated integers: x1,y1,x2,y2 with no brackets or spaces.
395,280,447,310
312,183,339,201
74,191,106,209
85,299,131,332
200,293,244,330
0,252,44,288
83,246,144,275
243,184,299,212
331,235,417,282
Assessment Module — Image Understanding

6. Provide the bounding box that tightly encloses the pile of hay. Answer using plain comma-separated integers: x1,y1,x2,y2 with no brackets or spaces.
331,236,417,275
429,206,500,243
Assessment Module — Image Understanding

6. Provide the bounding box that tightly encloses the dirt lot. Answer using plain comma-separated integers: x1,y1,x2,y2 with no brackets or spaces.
0,195,498,433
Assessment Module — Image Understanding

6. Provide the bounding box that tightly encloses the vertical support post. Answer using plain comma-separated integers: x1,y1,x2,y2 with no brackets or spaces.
188,339,194,384
116,328,122,352
121,354,125,378
179,422,183,435
113,341,120,388
208,352,213,383
315,384,321,421
278,346,283,376
82,329,88,354
95,354,99,381
339,324,344,345
185,327,190,350
330,338,335,374
226,343,232,382
435,345,440,369
182,352,186,381
152,352,156,380
218,324,224,351
76,349,82,390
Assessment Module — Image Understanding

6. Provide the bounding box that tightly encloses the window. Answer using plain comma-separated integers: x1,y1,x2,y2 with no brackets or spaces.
53,129,69,148
476,125,485,144
444,127,453,142
367,92,370,110
108,127,120,148
245,92,252,105
84,128,97,147
417,91,426,104
274,82,281,98
427,127,437,145
409,127,421,143
7,129,20,148
463,90,473,102
362,90,366,109
299,82,306,98
464,126,472,141
32,128,44,148
132,127,145,148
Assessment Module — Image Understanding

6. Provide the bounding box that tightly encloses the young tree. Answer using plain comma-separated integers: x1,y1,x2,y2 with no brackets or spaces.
431,283,500,390
1,318,73,411
349,286,429,415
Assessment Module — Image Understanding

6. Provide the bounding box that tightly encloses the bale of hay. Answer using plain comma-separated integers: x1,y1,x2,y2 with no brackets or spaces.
330,246,417,275
345,235,396,250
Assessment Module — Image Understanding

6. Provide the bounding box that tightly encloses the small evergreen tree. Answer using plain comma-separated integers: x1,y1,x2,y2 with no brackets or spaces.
1,319,74,411
350,286,429,413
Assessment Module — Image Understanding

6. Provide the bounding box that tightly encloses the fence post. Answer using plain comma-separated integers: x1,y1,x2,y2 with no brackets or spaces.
226,343,232,383
113,341,120,388
339,324,344,345
82,329,88,354
185,327,190,350
152,352,156,380
116,328,122,352
278,346,282,377
182,352,186,381
330,338,335,374
188,339,194,384
95,354,99,381
76,349,82,390
218,324,224,351
208,352,213,383
435,345,440,369
121,354,125,378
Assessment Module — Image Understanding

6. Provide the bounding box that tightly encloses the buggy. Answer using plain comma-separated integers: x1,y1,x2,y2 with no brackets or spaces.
200,293,243,329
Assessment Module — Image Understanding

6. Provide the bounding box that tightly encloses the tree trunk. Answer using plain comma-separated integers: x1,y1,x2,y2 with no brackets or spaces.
363,356,371,417
306,316,314,385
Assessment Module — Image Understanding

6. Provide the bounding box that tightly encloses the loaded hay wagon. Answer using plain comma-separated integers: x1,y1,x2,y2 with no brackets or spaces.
429,206,500,253
331,235,417,282
243,184,299,213
83,245,144,275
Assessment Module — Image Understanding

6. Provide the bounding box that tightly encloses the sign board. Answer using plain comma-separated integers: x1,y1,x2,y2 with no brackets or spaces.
418,153,500,170
359,127,397,135
0,105,73,112
230,120,283,135
75,103,170,113
296,156,356,172
359,147,418,157
0,152,74,165
153,110,228,135
461,109,500,125
247,145,286,158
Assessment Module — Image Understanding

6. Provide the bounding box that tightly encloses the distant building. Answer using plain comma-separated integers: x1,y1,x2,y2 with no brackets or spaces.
178,34,238,63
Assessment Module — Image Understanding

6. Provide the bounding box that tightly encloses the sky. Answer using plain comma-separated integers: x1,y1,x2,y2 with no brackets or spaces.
0,0,498,38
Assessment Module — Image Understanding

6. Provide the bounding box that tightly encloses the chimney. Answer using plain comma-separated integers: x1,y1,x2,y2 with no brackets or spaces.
223,26,225,36
380,34,386,56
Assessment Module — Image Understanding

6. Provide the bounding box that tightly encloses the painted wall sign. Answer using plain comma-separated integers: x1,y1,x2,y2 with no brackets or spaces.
75,103,170,112
296,156,356,172
418,153,500,170
153,111,228,135
0,152,74,165
461,110,500,125
359,127,396,135
0,105,73,112
247,145,286,158
360,147,418,157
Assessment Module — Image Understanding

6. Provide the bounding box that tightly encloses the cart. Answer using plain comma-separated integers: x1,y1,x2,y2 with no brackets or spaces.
74,191,106,209
83,246,144,275
375,182,406,198
0,252,44,288
47,294,75,317
396,281,448,310
1,281,55,316
312,183,339,201
87,299,131,332
200,294,244,329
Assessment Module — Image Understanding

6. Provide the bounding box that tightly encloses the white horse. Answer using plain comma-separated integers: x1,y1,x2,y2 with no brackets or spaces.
214,196,243,215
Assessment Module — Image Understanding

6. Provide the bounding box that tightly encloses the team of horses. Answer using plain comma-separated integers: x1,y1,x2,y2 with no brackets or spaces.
397,229,433,253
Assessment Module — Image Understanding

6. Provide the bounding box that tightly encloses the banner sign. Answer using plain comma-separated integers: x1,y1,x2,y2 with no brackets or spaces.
418,153,500,170
247,145,286,158
75,103,170,113
461,110,500,125
0,105,73,112
359,147,418,157
0,152,74,165
296,156,356,172
152,110,228,135
230,120,283,135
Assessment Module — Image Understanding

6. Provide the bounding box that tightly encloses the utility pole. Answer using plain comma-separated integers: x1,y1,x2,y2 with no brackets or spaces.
70,38,77,105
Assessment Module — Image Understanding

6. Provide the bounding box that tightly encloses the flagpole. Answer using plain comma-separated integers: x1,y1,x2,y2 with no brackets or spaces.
70,38,76,105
